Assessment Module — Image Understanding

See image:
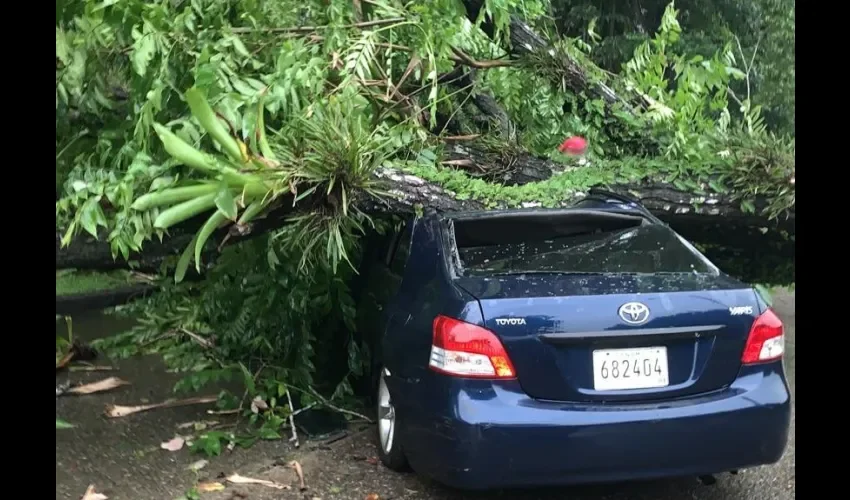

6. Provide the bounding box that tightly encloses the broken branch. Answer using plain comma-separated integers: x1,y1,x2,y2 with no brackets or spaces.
286,389,300,448
449,47,514,69
105,395,218,418
230,17,405,34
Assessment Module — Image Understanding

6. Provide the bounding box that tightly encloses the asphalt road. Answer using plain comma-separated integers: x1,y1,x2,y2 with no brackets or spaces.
56,290,795,500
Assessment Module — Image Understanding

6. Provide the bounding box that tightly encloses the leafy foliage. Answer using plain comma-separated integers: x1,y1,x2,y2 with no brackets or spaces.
551,0,795,135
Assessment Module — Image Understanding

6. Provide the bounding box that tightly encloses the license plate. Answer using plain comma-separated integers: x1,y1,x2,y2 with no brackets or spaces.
592,347,669,391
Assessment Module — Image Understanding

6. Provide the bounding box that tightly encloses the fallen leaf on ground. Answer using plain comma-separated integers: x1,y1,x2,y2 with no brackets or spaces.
288,460,307,490
226,473,290,490
250,396,268,413
67,377,130,395
188,459,209,472
365,457,378,465
81,484,108,500
196,481,226,492
206,409,239,416
160,437,185,451
365,494,380,500
104,396,217,418
177,420,219,430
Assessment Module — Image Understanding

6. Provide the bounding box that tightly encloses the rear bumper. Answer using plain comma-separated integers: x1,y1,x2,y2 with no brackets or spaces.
393,364,791,490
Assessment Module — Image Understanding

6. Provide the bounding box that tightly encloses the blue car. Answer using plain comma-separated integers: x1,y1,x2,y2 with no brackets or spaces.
355,190,791,490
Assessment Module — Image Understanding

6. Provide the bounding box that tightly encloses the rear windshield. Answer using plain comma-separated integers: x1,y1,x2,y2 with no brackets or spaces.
450,211,716,276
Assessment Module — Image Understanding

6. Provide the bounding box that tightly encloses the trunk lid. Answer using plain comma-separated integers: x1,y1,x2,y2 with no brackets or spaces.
456,273,759,402
446,210,760,403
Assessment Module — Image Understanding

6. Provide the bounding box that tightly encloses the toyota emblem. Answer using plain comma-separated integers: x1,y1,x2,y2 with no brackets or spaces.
618,302,650,325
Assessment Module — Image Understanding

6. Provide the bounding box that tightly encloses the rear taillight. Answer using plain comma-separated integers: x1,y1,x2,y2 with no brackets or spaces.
429,315,516,379
741,308,785,364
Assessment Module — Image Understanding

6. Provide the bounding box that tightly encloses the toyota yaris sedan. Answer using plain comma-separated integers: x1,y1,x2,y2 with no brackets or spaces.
354,190,791,490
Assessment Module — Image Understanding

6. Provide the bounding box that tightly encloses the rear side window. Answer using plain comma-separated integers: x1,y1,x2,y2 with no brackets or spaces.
389,223,412,275
450,211,716,276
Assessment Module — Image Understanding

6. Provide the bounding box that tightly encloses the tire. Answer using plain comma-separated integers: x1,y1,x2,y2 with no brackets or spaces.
375,366,409,471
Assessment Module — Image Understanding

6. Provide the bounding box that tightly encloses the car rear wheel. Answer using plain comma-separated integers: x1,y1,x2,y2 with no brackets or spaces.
375,367,409,471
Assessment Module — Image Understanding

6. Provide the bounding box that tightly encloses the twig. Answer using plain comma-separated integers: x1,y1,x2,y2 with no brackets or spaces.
69,365,116,372
179,327,213,349
734,34,762,102
290,401,318,418
449,47,514,69
286,389,300,448
288,34,411,52
298,386,373,423
318,400,373,423
56,128,90,160
129,271,159,283
443,134,482,141
231,17,405,34
256,377,374,425
376,42,413,51
139,330,176,350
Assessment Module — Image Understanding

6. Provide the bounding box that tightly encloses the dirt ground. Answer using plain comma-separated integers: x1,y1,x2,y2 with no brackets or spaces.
56,290,794,500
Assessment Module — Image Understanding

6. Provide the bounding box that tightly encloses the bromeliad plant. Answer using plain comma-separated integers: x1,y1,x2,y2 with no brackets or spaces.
134,87,389,281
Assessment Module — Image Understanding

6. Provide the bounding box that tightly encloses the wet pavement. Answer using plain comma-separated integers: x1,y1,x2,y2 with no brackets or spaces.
55,313,291,500
56,290,795,500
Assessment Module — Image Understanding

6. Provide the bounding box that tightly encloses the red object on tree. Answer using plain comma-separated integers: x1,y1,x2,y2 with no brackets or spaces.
558,136,588,156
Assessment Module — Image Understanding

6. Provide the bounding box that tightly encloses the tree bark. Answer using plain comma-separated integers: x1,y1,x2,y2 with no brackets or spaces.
443,142,558,185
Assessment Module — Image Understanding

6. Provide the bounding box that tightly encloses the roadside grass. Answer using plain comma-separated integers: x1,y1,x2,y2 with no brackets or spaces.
56,270,136,296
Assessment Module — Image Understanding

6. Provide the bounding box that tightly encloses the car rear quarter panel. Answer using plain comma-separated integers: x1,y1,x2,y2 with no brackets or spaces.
381,217,481,381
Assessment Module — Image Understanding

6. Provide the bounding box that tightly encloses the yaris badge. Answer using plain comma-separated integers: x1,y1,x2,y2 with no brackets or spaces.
618,302,650,325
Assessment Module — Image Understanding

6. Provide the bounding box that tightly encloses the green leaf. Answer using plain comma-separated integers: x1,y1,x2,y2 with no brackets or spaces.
195,210,228,272
239,363,256,395
257,427,281,440
131,24,157,77
214,188,238,220
55,28,71,65
92,0,121,11
175,233,200,283
190,433,224,456
185,87,244,162
80,197,106,238
229,35,251,58
56,418,75,429
267,247,280,270
726,67,746,79
235,436,258,448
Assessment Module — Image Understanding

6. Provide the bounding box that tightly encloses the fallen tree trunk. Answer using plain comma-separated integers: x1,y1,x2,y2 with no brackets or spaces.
56,167,481,272
56,162,793,272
